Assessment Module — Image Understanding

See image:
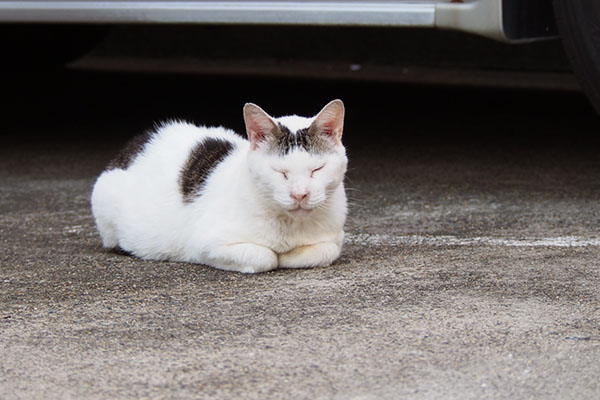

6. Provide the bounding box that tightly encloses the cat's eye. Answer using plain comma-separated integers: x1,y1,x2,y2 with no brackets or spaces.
274,168,288,180
311,165,325,177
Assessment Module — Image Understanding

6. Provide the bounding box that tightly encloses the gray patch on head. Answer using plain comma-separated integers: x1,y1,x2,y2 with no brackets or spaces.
304,124,337,154
270,123,334,155
180,138,235,202
272,124,296,154
107,130,155,170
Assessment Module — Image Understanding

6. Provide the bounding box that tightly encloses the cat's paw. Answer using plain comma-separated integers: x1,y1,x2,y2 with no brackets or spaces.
240,264,273,274
279,242,341,269
209,243,278,273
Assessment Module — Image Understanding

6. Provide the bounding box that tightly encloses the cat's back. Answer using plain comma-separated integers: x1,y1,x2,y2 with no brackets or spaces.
109,121,246,173
93,121,248,207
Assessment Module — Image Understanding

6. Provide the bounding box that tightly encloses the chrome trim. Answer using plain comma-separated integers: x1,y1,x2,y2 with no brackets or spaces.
0,1,436,26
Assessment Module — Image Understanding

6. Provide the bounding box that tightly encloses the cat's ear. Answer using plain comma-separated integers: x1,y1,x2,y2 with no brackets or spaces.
311,99,345,143
243,103,279,150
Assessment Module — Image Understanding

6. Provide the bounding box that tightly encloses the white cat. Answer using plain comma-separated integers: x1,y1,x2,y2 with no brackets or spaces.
91,99,348,273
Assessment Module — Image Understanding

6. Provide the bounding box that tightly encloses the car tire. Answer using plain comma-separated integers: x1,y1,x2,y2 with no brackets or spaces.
553,0,600,114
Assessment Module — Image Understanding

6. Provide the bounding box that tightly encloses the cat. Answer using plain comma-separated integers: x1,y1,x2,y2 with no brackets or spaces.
91,99,348,273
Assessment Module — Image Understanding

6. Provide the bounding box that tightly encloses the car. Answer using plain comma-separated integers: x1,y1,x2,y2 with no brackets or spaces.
1,0,598,113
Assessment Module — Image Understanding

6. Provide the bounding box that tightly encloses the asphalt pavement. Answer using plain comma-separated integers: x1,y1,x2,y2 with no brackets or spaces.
1,72,599,399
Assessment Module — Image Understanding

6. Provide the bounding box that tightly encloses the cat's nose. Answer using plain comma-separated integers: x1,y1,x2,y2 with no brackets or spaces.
290,191,308,203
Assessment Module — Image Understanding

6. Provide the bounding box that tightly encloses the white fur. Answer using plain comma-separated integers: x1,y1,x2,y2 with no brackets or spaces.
91,101,348,273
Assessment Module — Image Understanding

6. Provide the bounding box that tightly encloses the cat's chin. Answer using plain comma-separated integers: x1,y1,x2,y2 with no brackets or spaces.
286,206,313,217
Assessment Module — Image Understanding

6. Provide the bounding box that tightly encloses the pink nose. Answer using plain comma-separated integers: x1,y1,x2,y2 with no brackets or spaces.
290,192,308,202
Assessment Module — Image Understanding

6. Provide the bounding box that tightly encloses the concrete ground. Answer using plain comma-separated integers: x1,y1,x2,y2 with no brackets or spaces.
1,72,599,399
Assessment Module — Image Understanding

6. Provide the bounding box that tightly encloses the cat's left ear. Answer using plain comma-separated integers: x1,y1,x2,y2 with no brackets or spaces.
243,103,279,150
311,99,345,143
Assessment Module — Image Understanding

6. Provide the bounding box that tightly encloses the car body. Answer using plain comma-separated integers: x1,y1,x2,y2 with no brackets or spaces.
0,0,558,42
1,0,598,113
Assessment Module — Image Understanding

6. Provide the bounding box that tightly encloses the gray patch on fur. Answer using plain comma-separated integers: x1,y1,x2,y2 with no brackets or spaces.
272,123,334,155
111,246,133,256
304,124,336,154
180,138,235,202
107,131,155,170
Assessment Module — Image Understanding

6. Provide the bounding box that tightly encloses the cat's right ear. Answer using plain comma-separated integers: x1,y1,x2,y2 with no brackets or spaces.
244,103,278,150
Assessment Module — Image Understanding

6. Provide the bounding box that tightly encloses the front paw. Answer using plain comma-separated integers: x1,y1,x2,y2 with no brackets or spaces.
279,242,342,269
240,262,276,274
208,243,278,273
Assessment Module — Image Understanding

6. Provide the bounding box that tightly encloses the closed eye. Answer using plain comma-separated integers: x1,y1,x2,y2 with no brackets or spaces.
273,168,288,180
311,165,325,177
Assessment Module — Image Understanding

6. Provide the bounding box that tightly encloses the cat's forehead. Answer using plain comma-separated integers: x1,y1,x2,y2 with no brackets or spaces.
274,147,321,164
269,115,334,156
275,115,315,132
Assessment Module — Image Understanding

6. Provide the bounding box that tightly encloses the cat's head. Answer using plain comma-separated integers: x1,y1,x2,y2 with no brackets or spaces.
244,99,347,217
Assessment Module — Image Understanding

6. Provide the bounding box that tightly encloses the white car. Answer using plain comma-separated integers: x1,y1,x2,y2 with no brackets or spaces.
1,0,598,113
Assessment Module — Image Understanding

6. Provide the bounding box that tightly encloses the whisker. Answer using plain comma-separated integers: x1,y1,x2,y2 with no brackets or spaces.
345,197,364,203
347,203,368,210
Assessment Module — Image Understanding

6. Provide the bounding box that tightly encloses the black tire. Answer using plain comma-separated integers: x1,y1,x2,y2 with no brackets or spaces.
553,0,600,114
